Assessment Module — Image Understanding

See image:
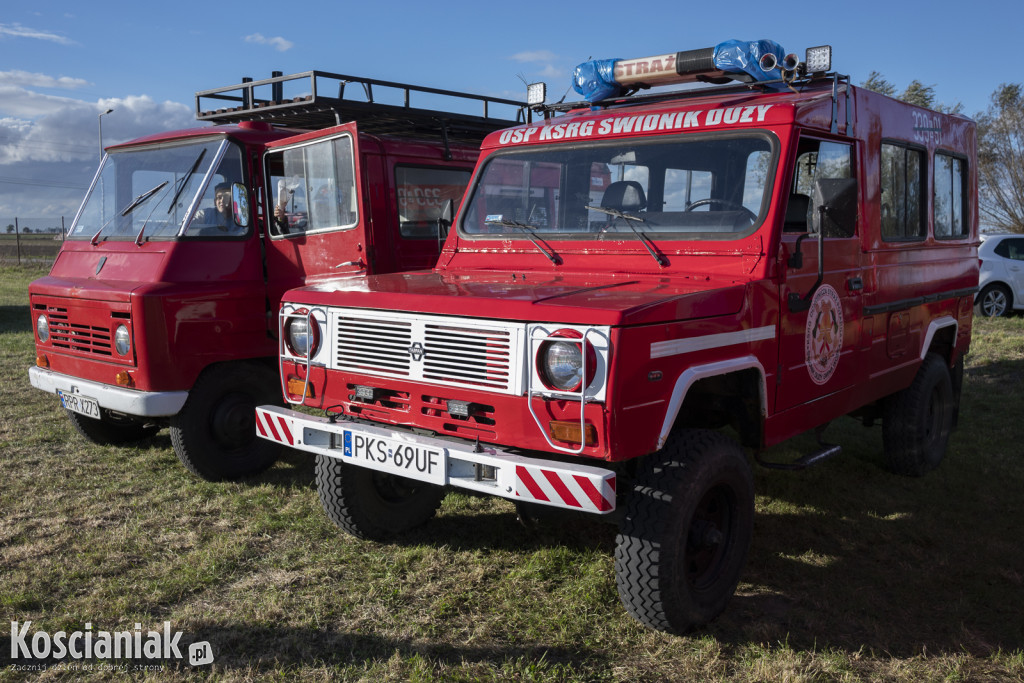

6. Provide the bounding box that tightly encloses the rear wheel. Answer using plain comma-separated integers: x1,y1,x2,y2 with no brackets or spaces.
615,429,754,634
170,362,282,481
316,454,445,541
66,408,158,445
882,353,954,476
976,284,1012,317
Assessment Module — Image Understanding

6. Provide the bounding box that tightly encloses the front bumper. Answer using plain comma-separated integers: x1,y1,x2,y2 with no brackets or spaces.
29,366,188,417
255,406,617,514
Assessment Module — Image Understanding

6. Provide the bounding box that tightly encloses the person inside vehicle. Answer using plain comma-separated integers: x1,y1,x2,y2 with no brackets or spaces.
193,183,244,235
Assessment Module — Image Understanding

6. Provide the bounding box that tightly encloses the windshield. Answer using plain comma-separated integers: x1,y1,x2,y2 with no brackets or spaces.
461,133,775,239
68,138,246,241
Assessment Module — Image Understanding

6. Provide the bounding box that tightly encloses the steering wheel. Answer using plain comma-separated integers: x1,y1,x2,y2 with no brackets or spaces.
685,198,757,222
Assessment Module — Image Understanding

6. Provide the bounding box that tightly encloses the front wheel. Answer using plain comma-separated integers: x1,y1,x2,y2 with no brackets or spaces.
882,353,954,476
169,362,282,481
316,454,445,541
66,408,158,445
615,429,754,634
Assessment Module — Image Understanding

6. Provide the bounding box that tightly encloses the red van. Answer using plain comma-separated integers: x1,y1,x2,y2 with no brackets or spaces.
29,70,528,480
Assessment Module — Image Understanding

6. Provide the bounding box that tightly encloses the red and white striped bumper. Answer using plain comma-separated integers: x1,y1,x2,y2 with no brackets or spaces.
256,406,616,514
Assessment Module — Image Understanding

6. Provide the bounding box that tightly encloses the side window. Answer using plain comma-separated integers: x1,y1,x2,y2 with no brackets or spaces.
266,135,357,237
881,142,926,241
395,166,471,239
787,139,854,234
934,153,969,239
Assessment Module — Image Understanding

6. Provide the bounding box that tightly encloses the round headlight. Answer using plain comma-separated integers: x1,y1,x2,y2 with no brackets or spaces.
543,341,584,390
285,311,320,358
36,315,49,343
114,325,131,356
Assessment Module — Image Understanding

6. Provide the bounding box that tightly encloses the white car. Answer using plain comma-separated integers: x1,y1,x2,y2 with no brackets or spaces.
976,234,1024,317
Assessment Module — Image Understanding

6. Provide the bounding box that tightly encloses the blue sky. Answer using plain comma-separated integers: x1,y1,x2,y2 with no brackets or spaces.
2,0,1021,220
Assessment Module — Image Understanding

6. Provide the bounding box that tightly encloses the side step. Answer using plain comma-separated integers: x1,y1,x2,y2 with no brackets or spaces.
755,444,842,471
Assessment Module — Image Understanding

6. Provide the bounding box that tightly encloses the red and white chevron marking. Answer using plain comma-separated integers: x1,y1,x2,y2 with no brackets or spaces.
515,464,616,513
255,408,294,446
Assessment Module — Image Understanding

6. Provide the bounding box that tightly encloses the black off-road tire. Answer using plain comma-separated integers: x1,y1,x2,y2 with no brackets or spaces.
66,408,158,445
315,453,445,541
975,284,1012,318
882,352,954,477
614,429,754,634
169,362,282,481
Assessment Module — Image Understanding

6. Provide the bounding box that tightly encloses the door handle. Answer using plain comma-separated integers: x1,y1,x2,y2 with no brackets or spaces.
847,277,864,291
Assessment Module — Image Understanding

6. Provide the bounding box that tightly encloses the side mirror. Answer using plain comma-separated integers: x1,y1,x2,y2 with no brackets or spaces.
231,183,250,228
810,177,856,238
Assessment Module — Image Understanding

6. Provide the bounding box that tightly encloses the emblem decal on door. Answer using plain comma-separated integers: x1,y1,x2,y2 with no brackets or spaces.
804,284,843,385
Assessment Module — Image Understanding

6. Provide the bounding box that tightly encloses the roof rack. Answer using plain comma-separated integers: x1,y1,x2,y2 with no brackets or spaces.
195,70,531,145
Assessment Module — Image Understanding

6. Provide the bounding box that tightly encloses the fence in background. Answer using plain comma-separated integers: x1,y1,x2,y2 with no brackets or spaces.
0,217,66,264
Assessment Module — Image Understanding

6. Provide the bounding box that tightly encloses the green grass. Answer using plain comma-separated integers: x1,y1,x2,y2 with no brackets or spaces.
1,263,1023,681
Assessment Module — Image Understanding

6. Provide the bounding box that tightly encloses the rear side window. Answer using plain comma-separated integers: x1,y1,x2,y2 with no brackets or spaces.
395,166,471,239
934,153,969,239
994,238,1024,261
880,142,926,241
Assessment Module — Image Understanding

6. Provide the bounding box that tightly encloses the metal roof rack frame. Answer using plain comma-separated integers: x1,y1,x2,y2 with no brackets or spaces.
195,70,531,146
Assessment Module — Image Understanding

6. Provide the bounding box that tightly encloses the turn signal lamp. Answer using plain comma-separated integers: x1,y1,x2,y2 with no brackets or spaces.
286,376,314,398
549,421,597,446
115,371,134,387
36,354,49,369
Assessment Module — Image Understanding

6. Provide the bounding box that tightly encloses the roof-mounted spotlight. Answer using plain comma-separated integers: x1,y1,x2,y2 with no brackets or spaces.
804,45,832,74
527,82,547,107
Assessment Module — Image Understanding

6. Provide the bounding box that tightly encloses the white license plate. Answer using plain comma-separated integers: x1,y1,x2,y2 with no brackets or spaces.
339,430,446,485
58,390,101,419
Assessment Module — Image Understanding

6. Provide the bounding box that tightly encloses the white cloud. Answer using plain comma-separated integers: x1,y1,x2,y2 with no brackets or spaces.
510,50,559,64
244,33,294,52
0,70,91,90
0,23,74,45
0,89,196,217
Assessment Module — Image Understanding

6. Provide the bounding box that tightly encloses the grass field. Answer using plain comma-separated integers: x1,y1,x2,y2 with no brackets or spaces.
1,263,1023,681
0,235,61,264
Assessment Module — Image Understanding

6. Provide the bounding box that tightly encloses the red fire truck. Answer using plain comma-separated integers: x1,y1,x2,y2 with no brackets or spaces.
28,70,529,481
255,42,978,633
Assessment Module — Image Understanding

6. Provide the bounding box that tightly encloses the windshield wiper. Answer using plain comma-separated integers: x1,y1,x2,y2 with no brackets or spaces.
121,181,169,217
484,217,562,265
90,180,169,245
165,149,207,216
586,205,668,267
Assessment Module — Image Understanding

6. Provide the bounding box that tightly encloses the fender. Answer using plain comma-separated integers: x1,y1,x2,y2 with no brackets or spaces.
919,316,958,360
656,356,768,450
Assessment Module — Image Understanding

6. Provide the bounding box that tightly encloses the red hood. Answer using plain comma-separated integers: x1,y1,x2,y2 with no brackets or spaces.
285,270,746,326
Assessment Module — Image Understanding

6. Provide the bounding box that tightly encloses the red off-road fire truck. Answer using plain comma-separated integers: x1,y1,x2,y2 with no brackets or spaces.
255,42,978,633
28,70,528,481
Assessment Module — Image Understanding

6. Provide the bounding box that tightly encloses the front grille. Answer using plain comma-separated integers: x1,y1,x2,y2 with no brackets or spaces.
336,314,413,376
46,307,113,356
423,323,513,389
331,309,525,395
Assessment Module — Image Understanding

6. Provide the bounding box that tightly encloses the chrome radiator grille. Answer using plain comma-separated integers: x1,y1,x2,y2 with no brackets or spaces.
331,309,525,394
